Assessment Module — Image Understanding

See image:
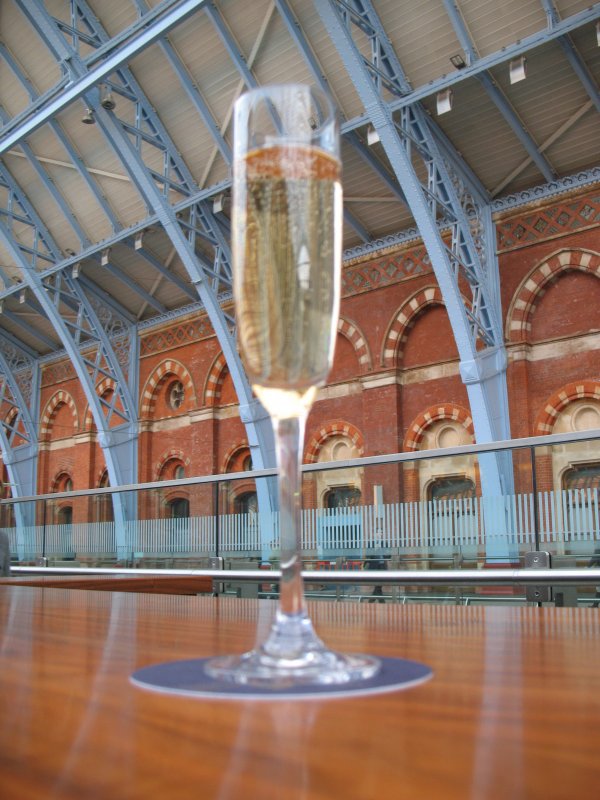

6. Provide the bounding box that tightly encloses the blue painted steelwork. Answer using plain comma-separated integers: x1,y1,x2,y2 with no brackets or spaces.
0,337,39,550
441,0,556,184
1,0,208,153
15,0,275,483
0,157,139,547
315,0,515,559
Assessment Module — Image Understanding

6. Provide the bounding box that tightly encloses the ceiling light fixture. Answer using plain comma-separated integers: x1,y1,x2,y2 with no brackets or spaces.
101,248,111,266
213,194,225,214
72,263,81,278
436,88,453,115
100,85,116,111
81,108,95,125
367,125,380,146
450,54,466,70
509,55,527,84
134,231,144,250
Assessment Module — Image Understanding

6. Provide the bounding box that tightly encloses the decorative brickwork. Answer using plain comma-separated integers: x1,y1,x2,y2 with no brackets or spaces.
342,245,431,297
203,354,228,407
337,316,373,372
534,381,600,434
222,442,250,474
153,449,191,481
403,404,474,451
40,391,79,438
42,360,76,387
304,421,364,464
140,360,196,417
382,286,444,367
506,248,600,342
140,316,213,357
497,191,600,252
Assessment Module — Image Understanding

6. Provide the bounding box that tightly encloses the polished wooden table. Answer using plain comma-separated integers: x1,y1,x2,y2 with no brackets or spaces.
0,585,598,800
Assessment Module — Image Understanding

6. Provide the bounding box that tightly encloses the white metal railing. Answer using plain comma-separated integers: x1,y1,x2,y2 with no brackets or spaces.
5,489,600,560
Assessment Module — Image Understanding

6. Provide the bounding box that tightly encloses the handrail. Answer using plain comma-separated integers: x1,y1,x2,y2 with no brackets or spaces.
8,565,600,585
2,427,600,503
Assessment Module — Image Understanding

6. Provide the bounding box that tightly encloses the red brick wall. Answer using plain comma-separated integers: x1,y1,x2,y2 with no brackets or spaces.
24,186,600,502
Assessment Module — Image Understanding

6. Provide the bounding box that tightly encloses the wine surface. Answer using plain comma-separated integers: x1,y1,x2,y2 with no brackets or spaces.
233,145,342,418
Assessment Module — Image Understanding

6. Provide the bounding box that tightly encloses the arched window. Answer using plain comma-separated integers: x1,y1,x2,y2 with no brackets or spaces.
95,471,114,523
427,476,476,550
562,463,600,538
168,497,190,519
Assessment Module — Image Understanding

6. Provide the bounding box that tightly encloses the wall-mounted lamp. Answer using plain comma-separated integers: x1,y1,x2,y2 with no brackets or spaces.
367,125,380,146
100,85,116,111
449,54,466,70
509,55,527,84
436,88,453,115
81,108,95,125
101,248,111,266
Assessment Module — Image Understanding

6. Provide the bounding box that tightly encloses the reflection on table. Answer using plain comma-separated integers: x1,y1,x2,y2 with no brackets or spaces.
0,584,598,799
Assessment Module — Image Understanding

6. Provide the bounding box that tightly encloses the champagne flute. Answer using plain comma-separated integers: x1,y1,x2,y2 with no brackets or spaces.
205,84,380,687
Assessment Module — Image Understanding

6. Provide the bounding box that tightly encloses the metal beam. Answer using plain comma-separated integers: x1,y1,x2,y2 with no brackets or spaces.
315,0,514,563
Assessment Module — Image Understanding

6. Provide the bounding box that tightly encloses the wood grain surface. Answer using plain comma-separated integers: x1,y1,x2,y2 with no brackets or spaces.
0,573,212,595
0,586,598,800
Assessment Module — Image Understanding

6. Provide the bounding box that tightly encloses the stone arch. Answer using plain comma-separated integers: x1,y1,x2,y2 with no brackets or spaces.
381,285,444,367
140,359,196,417
403,404,474,451
533,381,600,435
203,353,228,407
153,448,191,482
506,248,600,343
304,420,365,464
337,315,373,373
40,391,79,438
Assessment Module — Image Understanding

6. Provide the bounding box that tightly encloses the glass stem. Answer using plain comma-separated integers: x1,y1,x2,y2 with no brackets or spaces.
273,413,307,618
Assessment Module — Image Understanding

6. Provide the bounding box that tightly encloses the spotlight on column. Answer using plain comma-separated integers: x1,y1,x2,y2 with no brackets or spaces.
101,248,111,266
100,86,116,111
366,125,380,146
509,56,527,84
81,108,95,125
436,88,453,115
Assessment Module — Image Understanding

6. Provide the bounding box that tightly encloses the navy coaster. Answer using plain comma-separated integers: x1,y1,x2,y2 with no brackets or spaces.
131,656,433,701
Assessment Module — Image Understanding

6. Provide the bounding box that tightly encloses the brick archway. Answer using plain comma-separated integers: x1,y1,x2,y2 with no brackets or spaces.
403,404,474,451
203,353,228,407
221,441,250,473
153,448,191,481
140,359,196,417
382,286,444,367
534,381,600,434
337,315,373,373
40,391,79,438
506,248,600,343
304,420,364,464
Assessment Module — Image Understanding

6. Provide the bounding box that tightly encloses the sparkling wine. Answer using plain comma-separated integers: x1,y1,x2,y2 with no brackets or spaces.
233,144,342,417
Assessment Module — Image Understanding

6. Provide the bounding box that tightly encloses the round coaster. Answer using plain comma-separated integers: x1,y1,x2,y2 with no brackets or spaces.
130,656,432,701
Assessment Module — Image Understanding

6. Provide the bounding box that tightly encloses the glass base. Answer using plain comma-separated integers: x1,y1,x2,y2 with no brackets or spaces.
204,610,380,689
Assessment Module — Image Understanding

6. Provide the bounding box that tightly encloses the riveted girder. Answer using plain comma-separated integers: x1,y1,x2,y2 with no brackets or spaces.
15,0,275,482
315,0,515,557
